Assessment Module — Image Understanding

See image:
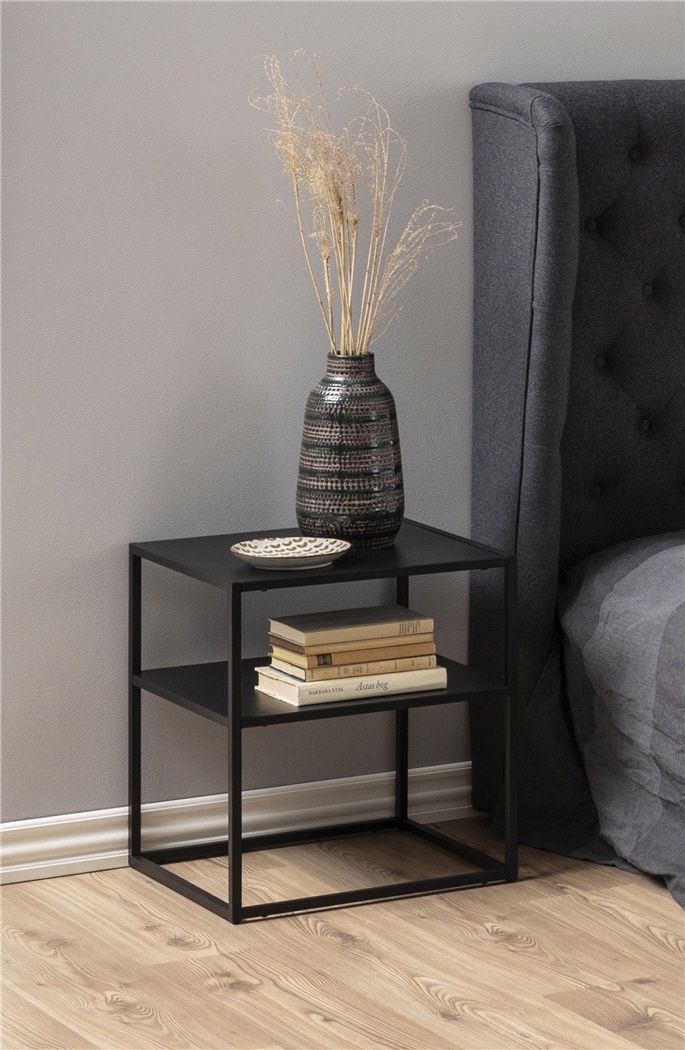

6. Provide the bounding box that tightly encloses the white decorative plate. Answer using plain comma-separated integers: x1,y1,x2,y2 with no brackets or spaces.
230,536,351,570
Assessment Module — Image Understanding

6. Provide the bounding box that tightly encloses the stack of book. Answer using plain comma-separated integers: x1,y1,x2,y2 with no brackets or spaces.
255,605,447,706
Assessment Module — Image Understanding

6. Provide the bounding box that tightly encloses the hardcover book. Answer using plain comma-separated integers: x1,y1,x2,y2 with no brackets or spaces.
268,632,435,658
269,639,436,668
255,663,447,706
269,605,433,647
270,653,437,682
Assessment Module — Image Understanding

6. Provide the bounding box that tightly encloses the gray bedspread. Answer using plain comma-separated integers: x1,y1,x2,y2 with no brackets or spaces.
559,532,685,905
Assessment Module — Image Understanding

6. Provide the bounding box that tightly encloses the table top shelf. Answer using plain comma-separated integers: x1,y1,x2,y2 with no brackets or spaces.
130,519,509,591
133,656,508,727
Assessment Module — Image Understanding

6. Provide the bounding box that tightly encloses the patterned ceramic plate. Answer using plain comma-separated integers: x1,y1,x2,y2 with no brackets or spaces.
230,536,351,570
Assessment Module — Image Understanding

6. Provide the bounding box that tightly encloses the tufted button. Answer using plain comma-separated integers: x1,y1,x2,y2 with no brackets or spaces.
679,214,685,228
638,416,652,434
629,146,641,161
594,352,607,370
591,483,604,498
585,217,598,232
643,282,654,297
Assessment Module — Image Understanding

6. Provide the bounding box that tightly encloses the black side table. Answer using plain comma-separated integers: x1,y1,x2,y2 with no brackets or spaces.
129,518,517,923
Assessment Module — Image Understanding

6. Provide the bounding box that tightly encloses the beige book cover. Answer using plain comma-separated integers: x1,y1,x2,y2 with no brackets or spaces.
271,653,437,682
255,663,447,706
267,632,435,658
270,639,436,668
269,605,433,646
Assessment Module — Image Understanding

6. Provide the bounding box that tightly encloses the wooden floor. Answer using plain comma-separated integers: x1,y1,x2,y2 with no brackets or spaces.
2,818,684,1050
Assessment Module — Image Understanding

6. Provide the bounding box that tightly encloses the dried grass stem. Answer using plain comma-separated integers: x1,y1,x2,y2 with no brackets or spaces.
252,53,460,354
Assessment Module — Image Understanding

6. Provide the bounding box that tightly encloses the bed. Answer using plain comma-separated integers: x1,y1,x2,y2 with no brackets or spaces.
468,81,684,902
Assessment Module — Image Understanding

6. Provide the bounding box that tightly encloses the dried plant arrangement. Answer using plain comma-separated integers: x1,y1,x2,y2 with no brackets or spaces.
251,52,461,356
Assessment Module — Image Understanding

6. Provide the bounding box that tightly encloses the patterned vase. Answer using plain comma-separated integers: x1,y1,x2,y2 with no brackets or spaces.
296,353,404,549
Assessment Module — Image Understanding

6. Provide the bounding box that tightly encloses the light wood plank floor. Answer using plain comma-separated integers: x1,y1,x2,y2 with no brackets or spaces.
2,819,684,1050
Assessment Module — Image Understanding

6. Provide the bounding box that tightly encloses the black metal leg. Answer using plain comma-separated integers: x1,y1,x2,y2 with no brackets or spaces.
395,576,409,608
227,586,243,923
504,559,518,881
395,710,409,823
129,552,142,857
395,575,410,822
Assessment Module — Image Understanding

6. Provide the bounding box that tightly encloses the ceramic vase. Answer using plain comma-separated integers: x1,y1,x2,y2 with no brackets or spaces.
296,353,404,549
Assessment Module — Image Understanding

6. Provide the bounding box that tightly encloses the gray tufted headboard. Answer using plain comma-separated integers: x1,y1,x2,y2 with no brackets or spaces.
468,81,685,820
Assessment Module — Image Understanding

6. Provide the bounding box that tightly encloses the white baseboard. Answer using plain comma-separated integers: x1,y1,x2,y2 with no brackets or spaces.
0,761,473,886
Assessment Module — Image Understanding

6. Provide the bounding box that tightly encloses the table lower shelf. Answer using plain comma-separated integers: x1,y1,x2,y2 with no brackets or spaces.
133,656,507,726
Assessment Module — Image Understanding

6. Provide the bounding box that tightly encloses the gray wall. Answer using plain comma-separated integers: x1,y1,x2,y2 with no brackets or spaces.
3,1,682,822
